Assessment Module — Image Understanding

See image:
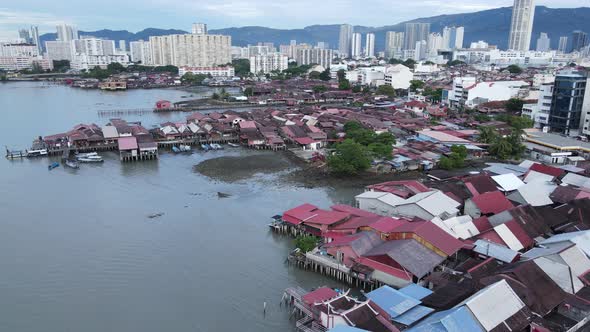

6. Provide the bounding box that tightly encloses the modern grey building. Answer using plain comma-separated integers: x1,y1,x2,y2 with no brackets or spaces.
338,24,353,59
558,36,568,54
548,70,588,136
536,33,550,52
404,23,430,51
508,0,535,51
385,31,404,58
571,31,588,52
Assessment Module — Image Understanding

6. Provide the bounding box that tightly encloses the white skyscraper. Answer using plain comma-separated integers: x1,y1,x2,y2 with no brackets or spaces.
130,40,152,64
428,33,444,55
442,26,465,49
30,26,40,53
365,33,375,58
558,36,568,53
149,33,231,67
118,40,127,52
338,24,353,58
536,33,550,52
249,53,288,74
414,40,427,61
385,31,404,58
56,24,78,42
404,23,430,50
351,33,362,59
508,0,536,51
191,23,208,35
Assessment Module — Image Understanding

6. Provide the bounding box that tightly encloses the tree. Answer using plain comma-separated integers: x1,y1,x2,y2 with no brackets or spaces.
211,92,220,100
338,79,351,90
153,65,178,74
447,60,466,67
243,87,253,96
505,98,524,113
403,59,416,69
352,85,362,93
232,59,250,77
181,72,207,85
474,114,491,122
389,58,403,64
376,84,396,97
52,60,70,72
478,127,498,144
319,68,331,81
506,65,523,74
295,235,318,253
337,69,346,82
368,143,392,159
107,62,126,73
328,139,372,175
410,80,425,91
423,87,443,102
309,71,321,79
490,138,513,160
439,156,454,170
313,85,327,93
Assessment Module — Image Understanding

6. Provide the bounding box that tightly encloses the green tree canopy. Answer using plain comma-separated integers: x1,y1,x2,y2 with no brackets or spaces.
308,71,321,80
181,72,208,85
376,84,396,97
338,79,351,90
506,65,523,74
328,139,372,175
352,85,362,93
403,59,416,69
505,98,525,113
313,85,327,93
447,60,466,67
232,59,250,77
410,80,425,91
294,235,318,253
478,126,498,144
319,68,332,81
389,58,403,64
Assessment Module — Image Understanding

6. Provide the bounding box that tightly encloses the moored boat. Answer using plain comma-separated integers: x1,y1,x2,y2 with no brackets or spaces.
227,143,240,148
5,147,25,159
64,159,79,169
48,162,59,170
210,143,223,150
179,144,192,152
172,146,181,153
26,148,48,157
201,144,210,151
76,152,103,162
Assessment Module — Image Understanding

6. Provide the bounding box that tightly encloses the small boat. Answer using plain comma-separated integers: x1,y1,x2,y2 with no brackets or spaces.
172,146,181,153
217,192,231,198
77,152,103,162
227,143,240,148
6,147,25,159
64,159,79,169
201,144,210,151
48,162,59,170
210,143,223,150
26,148,48,157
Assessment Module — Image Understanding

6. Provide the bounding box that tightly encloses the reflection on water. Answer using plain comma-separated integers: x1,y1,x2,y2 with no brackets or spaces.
0,82,353,332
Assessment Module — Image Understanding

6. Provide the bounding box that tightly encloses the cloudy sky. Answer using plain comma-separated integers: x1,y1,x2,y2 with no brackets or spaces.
0,0,588,39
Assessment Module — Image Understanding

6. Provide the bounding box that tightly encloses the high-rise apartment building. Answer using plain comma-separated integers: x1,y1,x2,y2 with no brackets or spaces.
30,26,40,53
149,33,231,67
508,0,535,51
414,40,427,61
365,33,375,58
571,31,588,52
338,24,353,58
18,29,32,43
548,70,588,135
45,41,73,61
351,33,362,59
118,40,126,52
536,33,550,52
558,36,568,53
130,40,152,64
191,23,208,35
296,49,334,68
56,24,79,42
428,33,444,55
385,31,404,58
249,53,288,74
404,23,430,50
442,26,464,49
72,38,116,56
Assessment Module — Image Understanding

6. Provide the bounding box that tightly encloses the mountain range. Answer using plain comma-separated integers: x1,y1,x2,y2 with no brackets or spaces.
40,6,590,52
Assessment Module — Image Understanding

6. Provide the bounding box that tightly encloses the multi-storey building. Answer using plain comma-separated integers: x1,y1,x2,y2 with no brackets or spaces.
178,66,235,77
536,33,550,52
56,24,79,42
365,33,375,58
522,82,553,128
571,31,588,52
191,23,207,35
0,42,39,57
442,26,464,49
385,32,404,59
549,70,588,135
338,24,353,59
44,41,73,61
404,23,430,50
249,53,288,74
427,33,444,55
130,40,152,64
351,33,362,59
295,49,334,68
72,38,116,56
70,54,129,70
558,36,568,54
508,0,535,51
149,33,231,67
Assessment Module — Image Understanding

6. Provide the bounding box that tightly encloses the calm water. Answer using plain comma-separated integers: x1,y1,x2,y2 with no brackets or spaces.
0,82,357,332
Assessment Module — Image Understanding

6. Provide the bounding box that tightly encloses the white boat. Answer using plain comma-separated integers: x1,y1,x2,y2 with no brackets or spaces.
77,153,103,162
179,144,192,152
210,143,223,150
64,159,80,169
26,148,48,157
227,143,240,148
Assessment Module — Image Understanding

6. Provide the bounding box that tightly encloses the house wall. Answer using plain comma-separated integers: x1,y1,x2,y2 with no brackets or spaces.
320,312,348,329
371,269,412,288
356,197,398,216
394,204,433,221
326,246,359,267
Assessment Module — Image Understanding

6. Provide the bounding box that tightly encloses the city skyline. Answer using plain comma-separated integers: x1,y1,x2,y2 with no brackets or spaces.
0,0,586,40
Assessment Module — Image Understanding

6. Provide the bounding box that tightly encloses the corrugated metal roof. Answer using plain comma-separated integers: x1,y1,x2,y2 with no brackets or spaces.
534,257,585,294
491,173,525,192
460,280,525,331
328,326,370,332
364,239,446,278
561,173,590,189
494,223,525,251
431,216,480,240
399,284,433,301
524,170,555,184
365,285,420,317
473,240,519,263
393,305,435,326
406,306,485,332
540,231,590,257
507,182,556,207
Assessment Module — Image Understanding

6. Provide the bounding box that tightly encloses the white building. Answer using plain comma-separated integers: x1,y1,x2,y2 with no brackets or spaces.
536,33,551,52
191,23,207,35
522,82,553,128
0,56,52,71
72,38,116,56
178,66,235,77
385,31,404,59
149,33,231,67
338,24,353,59
414,40,427,61
0,42,39,57
365,33,375,58
453,48,571,66
447,76,477,107
470,41,489,49
295,48,334,68
249,53,288,74
56,24,78,42
384,64,413,89
45,41,73,61
351,33,362,59
450,79,530,108
71,54,129,70
508,0,536,51
558,36,568,54
129,40,152,64
427,33,444,55
346,66,386,86
442,26,464,49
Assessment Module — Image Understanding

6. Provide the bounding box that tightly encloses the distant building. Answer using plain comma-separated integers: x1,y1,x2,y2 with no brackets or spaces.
548,70,589,136
118,40,126,52
558,36,568,53
44,41,73,61
470,40,489,49
385,31,404,58
414,40,427,61
522,82,553,128
0,56,52,71
508,0,535,51
249,53,288,74
365,33,375,58
149,33,231,67
70,54,129,70
30,26,40,54
404,23,430,50
338,24,353,58
18,29,32,43
72,38,116,56
191,23,207,35
295,48,334,68
351,33,362,59
571,30,588,52
129,40,152,64
56,24,78,42
427,33,444,55
442,26,464,49
384,64,413,89
536,33,550,52
0,42,39,57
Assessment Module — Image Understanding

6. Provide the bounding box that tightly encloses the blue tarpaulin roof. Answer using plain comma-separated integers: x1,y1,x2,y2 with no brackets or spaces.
399,284,433,300
365,285,420,317
406,306,485,332
393,304,435,326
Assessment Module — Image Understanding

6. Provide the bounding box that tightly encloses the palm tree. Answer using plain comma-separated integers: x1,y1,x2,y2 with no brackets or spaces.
478,126,498,144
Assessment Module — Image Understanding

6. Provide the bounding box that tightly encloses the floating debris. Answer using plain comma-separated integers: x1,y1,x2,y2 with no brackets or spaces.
148,212,165,219
217,192,231,198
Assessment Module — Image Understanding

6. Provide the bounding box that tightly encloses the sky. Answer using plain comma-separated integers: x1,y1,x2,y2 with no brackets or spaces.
0,0,588,39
